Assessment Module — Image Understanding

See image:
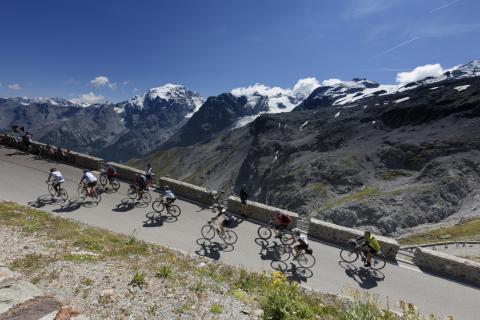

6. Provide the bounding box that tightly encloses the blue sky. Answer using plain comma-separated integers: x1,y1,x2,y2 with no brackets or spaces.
0,0,479,103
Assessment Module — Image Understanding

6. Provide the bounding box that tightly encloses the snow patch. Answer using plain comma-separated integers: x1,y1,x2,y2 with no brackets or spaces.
299,121,309,131
334,111,341,118
232,114,264,130
454,85,471,92
394,97,410,104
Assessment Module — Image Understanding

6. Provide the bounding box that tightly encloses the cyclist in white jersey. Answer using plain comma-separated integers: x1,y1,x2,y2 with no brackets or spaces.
291,228,310,259
47,168,65,196
80,169,97,196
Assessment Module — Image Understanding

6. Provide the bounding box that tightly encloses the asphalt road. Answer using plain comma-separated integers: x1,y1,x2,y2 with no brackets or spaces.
0,146,478,320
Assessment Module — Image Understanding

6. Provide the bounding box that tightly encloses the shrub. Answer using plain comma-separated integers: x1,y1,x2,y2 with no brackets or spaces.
129,272,147,289
210,303,223,314
155,266,172,279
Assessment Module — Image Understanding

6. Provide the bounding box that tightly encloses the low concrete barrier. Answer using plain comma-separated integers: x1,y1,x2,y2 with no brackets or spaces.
227,196,299,225
158,177,215,206
106,162,145,183
308,218,399,260
413,247,480,287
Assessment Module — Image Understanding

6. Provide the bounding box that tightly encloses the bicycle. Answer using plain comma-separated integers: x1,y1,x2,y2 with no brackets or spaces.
201,221,238,244
340,239,386,270
151,197,181,217
127,184,152,203
257,219,292,244
77,182,101,203
99,169,120,191
46,181,68,201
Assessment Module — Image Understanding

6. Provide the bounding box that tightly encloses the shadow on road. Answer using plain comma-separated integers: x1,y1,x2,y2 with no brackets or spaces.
28,195,64,208
52,199,82,213
338,261,385,289
143,212,178,227
194,238,234,260
271,261,313,283
112,198,142,213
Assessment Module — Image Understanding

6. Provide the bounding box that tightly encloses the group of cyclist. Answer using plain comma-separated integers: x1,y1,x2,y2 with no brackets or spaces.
45,165,380,268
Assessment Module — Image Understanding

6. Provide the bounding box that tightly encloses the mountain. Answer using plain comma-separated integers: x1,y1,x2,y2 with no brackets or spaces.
0,84,204,162
161,79,319,149
131,66,480,236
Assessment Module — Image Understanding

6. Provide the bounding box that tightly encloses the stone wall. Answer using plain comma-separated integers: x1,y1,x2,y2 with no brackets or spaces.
106,162,145,183
227,196,299,226
308,218,399,260
413,247,480,287
157,177,215,206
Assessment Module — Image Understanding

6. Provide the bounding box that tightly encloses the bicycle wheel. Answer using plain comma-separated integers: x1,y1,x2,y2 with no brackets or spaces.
370,253,386,270
127,186,137,199
47,184,56,197
59,188,69,201
222,230,238,244
297,253,315,269
77,185,86,198
91,189,101,203
279,232,292,245
340,249,358,263
151,200,165,213
111,179,120,191
257,226,272,239
201,224,215,240
168,205,181,217
99,175,107,187
142,191,152,203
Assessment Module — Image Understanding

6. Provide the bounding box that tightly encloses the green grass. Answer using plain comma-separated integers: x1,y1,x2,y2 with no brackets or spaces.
378,170,412,181
399,218,480,246
323,187,380,210
309,182,329,198
0,201,443,320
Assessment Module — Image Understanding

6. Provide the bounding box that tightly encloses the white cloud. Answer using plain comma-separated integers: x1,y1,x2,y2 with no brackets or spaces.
342,0,401,19
291,77,320,99
70,92,105,105
8,83,22,90
321,79,343,86
231,83,287,98
90,76,117,90
396,64,444,84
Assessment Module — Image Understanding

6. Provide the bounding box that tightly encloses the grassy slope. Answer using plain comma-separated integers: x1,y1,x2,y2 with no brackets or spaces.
0,201,440,320
398,218,480,246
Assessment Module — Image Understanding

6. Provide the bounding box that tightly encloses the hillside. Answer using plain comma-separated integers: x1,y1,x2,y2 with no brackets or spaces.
131,75,480,236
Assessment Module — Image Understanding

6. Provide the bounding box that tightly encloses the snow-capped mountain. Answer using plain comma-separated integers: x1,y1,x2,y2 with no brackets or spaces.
295,60,480,111
116,84,204,117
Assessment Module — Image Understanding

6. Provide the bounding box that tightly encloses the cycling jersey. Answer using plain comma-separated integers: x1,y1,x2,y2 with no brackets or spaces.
83,172,97,183
367,235,380,252
50,171,64,183
106,167,116,176
296,233,309,245
164,190,175,199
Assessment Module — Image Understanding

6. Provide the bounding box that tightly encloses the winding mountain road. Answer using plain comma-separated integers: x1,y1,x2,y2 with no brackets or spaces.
0,146,478,320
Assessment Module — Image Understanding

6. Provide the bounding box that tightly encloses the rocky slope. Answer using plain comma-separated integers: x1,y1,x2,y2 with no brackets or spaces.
0,84,204,162
132,71,480,236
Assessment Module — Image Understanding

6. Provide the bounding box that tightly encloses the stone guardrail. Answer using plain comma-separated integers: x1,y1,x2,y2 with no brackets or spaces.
413,247,480,287
157,177,216,207
227,195,299,226
106,161,145,183
401,240,480,250
0,135,102,170
308,218,400,260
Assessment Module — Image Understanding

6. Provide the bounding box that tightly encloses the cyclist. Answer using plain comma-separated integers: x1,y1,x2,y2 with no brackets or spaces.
106,165,117,183
239,184,249,216
163,185,176,209
273,211,292,238
209,205,233,236
46,168,64,196
357,231,381,267
135,174,148,200
22,132,32,150
290,228,310,259
79,169,97,196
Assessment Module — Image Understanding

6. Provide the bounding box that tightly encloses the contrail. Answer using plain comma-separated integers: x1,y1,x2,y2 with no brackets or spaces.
430,0,462,13
376,37,420,57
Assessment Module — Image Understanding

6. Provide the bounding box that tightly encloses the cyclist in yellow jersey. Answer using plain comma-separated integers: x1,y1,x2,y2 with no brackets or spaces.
357,231,380,267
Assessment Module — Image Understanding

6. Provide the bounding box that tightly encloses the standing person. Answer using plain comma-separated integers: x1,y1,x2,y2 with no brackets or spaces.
146,164,154,190
239,184,249,216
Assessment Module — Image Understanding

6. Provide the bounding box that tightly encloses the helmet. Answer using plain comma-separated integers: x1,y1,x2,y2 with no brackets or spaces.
83,169,89,173
50,168,56,172
164,185,170,190
242,184,246,188
147,163,151,167
364,230,371,237
292,228,301,235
